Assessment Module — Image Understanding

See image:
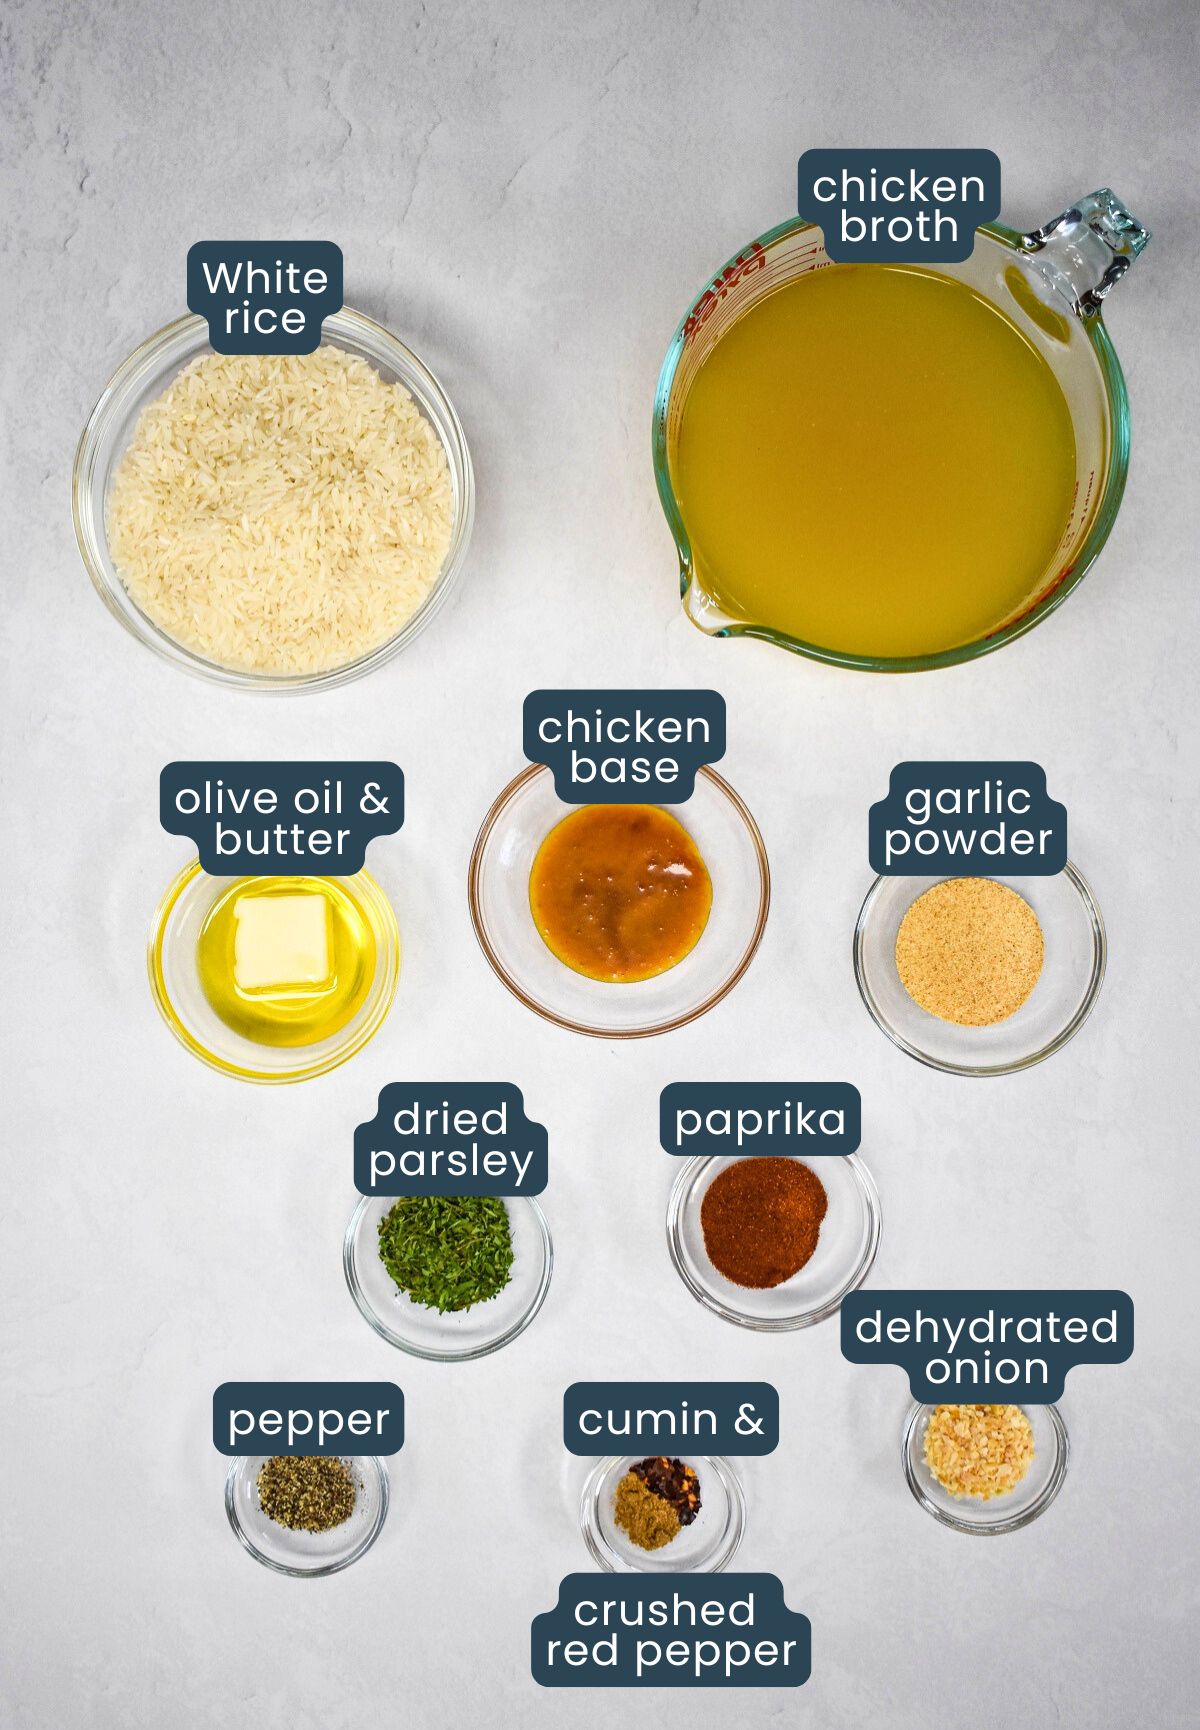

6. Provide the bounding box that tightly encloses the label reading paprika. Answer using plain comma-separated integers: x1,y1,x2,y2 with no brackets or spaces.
660,1083,860,1156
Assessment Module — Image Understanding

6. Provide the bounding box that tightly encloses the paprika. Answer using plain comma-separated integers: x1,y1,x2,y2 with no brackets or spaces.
700,1156,828,1288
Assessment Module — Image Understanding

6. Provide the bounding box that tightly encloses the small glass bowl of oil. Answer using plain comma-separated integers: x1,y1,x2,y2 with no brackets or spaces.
148,861,401,1083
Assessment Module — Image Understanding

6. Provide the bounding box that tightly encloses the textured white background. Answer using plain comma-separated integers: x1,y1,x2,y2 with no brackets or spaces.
3,1,1197,1725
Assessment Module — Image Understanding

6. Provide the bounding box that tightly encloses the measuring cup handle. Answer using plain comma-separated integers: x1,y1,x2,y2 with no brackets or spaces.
1020,189,1151,317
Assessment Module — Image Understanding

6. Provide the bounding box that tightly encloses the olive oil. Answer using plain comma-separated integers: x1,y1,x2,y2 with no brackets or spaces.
669,263,1078,660
196,875,377,1047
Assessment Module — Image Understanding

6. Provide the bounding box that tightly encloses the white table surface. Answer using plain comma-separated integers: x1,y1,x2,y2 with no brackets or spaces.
3,1,1196,1725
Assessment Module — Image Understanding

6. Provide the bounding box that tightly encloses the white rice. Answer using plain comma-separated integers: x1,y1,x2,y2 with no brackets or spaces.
106,345,455,675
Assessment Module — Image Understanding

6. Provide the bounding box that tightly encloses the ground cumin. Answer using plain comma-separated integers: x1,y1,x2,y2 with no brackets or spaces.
700,1156,828,1289
613,1472,682,1550
895,876,1044,1026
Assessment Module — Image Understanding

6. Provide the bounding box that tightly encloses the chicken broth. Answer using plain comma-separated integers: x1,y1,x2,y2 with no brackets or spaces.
669,262,1077,661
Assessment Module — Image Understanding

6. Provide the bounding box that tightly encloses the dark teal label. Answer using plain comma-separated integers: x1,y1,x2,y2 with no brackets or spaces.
354,1083,547,1196
523,690,725,802
868,761,1066,874
563,1383,778,1455
213,1381,403,1454
797,150,1000,261
532,1575,810,1687
841,1291,1133,1401
187,241,342,353
660,1083,860,1156
160,761,403,874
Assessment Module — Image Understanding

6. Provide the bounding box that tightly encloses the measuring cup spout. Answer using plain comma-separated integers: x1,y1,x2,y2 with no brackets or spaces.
1020,189,1150,318
681,566,740,636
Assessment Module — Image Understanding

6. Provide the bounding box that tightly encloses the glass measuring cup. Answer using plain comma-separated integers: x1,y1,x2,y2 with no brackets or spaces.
652,190,1149,672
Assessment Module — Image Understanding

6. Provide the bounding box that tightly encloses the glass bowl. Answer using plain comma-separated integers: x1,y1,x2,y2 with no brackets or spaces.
468,765,769,1037
579,1454,746,1573
343,1194,553,1361
653,192,1147,671
73,306,474,691
148,860,400,1083
902,1402,1069,1535
667,1153,880,1329
224,1454,389,1575
853,864,1105,1076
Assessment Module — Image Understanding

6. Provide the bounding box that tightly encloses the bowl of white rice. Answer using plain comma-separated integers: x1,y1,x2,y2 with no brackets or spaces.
73,308,474,689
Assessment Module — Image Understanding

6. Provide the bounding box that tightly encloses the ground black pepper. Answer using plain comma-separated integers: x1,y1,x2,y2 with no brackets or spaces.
256,1456,358,1533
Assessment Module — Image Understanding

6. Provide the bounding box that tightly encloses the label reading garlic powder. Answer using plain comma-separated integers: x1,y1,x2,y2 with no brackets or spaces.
868,761,1067,873
524,690,726,802
187,241,343,353
659,1083,860,1157
841,1290,1133,1400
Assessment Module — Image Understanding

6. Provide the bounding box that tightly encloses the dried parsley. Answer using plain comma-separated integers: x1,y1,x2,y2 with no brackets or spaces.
377,1195,514,1313
256,1455,357,1532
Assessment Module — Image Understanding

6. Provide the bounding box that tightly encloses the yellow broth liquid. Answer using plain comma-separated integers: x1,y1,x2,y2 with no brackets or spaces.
196,875,376,1048
668,264,1077,660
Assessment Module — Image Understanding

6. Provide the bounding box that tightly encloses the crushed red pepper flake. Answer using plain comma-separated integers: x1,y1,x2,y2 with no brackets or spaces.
630,1455,702,1526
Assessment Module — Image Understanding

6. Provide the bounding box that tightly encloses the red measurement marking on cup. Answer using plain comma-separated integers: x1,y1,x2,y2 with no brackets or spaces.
987,467,1100,637
682,243,766,344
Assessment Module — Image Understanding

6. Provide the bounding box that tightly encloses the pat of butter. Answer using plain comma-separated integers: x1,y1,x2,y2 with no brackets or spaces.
233,894,332,991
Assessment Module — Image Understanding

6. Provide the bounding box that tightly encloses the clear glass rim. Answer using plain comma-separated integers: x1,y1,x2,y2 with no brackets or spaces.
852,861,1107,1077
665,1151,882,1330
224,1454,390,1576
901,1401,1069,1535
578,1453,746,1573
467,764,771,1039
73,306,475,692
147,859,401,1084
342,1194,554,1362
652,216,1131,673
